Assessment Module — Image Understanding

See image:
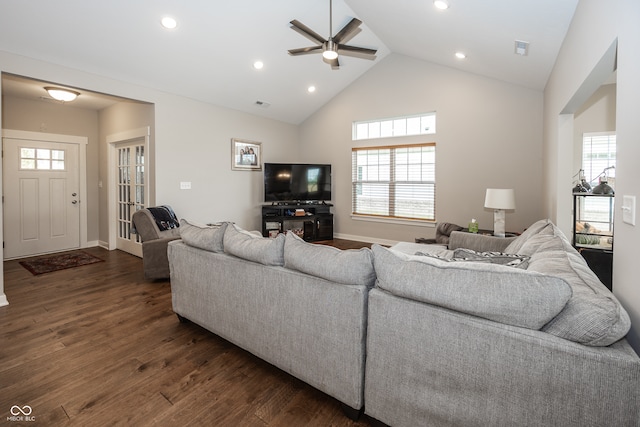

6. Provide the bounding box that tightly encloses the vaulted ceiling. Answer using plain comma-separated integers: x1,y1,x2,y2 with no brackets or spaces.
0,0,578,124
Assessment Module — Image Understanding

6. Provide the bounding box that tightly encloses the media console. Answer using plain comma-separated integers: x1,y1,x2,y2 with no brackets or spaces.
262,203,333,242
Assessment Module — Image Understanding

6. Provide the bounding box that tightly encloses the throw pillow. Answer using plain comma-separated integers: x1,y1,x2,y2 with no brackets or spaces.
451,248,530,269
179,219,227,253
223,224,285,266
283,232,376,287
416,248,530,269
528,236,631,346
373,244,572,330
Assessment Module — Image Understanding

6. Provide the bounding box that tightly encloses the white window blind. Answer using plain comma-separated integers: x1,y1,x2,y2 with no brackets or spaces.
582,132,616,185
352,143,435,221
581,132,616,232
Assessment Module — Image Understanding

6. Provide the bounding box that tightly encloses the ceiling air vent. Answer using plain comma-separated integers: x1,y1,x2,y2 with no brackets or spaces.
255,100,271,109
514,40,529,56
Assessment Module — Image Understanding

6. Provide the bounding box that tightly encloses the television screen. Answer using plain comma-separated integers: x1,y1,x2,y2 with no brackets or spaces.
264,163,332,202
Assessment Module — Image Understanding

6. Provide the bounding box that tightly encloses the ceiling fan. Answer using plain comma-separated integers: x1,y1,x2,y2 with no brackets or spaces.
288,0,377,69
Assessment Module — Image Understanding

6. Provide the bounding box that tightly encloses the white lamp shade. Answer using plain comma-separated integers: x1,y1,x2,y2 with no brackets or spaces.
484,189,516,210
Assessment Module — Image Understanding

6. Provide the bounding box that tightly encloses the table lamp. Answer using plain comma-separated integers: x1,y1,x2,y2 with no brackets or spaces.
484,189,516,237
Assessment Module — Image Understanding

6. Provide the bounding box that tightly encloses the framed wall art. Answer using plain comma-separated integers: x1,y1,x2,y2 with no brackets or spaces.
231,138,262,171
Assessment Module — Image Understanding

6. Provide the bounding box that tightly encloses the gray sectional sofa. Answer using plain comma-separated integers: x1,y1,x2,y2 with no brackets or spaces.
168,220,376,415
168,218,640,426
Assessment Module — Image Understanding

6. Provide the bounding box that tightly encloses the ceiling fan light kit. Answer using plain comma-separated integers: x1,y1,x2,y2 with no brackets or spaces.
322,40,339,60
288,0,377,69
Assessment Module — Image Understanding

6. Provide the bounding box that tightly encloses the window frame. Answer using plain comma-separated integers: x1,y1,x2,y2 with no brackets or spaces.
351,142,436,223
582,131,616,186
352,112,436,141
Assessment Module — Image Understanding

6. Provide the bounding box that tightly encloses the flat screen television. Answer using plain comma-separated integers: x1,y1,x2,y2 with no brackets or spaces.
264,163,332,202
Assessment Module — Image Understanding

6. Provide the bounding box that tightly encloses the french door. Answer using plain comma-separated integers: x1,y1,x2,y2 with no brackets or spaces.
115,141,146,257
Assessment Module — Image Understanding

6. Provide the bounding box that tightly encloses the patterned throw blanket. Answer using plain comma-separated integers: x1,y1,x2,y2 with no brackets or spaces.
147,205,180,231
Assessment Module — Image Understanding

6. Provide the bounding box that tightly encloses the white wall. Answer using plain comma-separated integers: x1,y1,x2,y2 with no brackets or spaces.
0,51,300,305
299,54,544,243
572,83,616,175
152,94,299,229
544,0,640,352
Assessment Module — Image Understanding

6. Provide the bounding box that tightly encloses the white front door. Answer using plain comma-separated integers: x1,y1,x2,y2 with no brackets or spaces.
3,138,80,259
115,141,145,257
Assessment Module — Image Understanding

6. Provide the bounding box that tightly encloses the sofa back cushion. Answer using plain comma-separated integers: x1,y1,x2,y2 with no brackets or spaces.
528,236,631,346
504,219,554,254
372,244,572,330
179,219,227,253
223,224,285,266
284,233,376,287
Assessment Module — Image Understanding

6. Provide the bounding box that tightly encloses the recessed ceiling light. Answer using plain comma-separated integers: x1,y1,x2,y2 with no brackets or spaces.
253,61,264,70
434,0,450,10
308,86,316,93
455,52,466,59
161,16,177,29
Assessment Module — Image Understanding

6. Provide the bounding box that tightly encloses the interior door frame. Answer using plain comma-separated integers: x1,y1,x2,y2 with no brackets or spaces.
106,126,150,251
2,129,88,253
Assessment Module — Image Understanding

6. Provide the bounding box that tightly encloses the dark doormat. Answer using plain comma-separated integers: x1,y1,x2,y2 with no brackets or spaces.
19,251,104,275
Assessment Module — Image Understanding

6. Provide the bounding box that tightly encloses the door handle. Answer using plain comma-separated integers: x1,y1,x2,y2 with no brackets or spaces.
72,200,78,204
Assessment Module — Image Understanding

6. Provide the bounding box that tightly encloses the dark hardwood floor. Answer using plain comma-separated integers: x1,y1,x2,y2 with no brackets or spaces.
1,242,376,426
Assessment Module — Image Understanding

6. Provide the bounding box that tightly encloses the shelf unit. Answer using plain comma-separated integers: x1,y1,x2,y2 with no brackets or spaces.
262,203,333,242
572,192,614,290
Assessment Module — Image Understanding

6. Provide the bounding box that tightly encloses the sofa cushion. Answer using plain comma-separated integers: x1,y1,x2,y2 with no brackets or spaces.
373,244,572,330
528,236,631,346
179,219,227,253
223,224,285,266
284,233,376,287
504,219,554,254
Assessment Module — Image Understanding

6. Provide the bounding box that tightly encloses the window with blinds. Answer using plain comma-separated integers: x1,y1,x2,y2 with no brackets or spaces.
581,132,616,231
583,132,616,185
352,143,435,221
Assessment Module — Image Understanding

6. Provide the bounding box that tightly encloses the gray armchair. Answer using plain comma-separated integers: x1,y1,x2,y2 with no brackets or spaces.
131,207,181,280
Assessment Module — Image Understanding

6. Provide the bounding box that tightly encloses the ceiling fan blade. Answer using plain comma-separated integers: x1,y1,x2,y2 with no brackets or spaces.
332,18,362,44
288,46,323,56
337,44,377,58
290,20,327,45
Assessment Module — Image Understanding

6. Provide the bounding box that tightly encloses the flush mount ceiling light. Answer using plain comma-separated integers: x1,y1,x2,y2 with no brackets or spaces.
161,16,177,29
44,87,80,102
253,61,264,70
434,0,450,10
455,51,466,59
307,86,316,93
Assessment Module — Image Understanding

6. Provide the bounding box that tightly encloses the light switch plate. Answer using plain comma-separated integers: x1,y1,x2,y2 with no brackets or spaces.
180,181,192,190
622,195,636,226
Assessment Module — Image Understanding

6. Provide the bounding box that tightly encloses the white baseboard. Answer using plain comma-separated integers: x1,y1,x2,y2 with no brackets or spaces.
97,240,110,250
0,293,8,307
